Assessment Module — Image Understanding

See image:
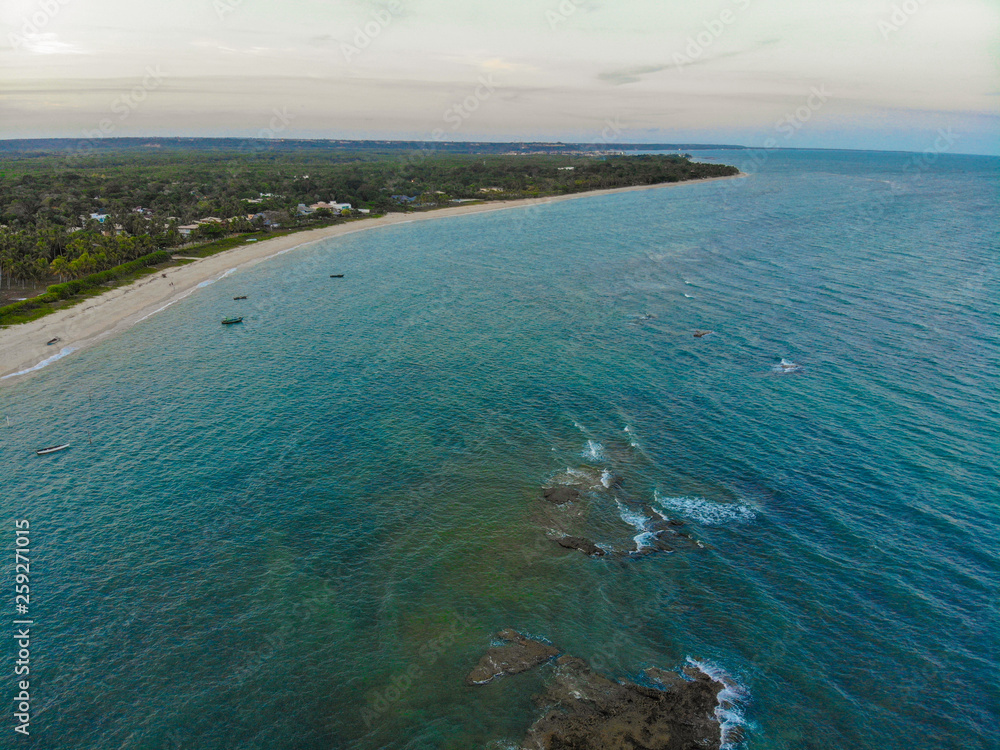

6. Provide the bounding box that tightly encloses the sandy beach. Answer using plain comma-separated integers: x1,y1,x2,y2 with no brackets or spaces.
0,174,743,385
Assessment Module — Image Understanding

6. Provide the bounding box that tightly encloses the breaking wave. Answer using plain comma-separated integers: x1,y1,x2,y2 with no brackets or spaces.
654,492,757,525
685,658,750,749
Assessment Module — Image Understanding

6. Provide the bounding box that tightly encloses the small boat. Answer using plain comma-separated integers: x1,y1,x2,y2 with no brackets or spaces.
330,274,344,278
233,295,248,300
36,443,70,456
221,317,244,325
693,330,713,338
46,337,61,345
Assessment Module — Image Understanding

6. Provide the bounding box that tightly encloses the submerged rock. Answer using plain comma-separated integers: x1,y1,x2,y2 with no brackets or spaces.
522,656,726,750
543,486,580,505
465,630,560,685
554,536,605,557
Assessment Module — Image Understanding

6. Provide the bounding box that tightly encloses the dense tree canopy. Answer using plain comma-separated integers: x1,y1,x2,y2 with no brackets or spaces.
0,149,737,288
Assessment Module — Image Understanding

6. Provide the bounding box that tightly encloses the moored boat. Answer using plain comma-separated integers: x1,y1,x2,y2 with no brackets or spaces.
221,317,244,325
36,443,70,455
330,274,344,278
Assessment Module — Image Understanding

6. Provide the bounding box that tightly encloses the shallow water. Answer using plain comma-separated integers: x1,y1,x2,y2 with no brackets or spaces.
2,149,997,749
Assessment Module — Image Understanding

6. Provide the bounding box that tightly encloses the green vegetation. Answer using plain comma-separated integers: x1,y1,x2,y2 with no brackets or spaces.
0,250,171,326
0,146,738,313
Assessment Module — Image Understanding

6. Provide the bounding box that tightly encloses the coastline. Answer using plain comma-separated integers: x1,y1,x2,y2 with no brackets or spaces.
0,173,743,385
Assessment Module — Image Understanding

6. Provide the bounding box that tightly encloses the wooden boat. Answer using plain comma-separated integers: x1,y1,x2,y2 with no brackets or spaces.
36,443,70,455
330,274,344,278
46,337,61,345
233,295,248,300
221,317,244,325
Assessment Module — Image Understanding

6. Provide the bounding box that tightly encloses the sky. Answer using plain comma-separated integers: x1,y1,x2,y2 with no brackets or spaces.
1,0,998,155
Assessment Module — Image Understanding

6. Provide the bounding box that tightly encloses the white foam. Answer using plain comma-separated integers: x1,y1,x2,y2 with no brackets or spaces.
615,500,649,531
772,358,803,374
600,469,613,489
195,267,236,289
685,658,750,749
684,293,695,298
616,500,658,551
623,425,640,448
654,492,756,525
1,346,77,380
582,439,605,461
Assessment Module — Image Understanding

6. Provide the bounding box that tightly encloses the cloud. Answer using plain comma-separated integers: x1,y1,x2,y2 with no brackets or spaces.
15,33,84,56
597,64,671,85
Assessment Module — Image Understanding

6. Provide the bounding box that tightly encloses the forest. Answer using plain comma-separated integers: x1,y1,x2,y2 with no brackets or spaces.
0,146,738,292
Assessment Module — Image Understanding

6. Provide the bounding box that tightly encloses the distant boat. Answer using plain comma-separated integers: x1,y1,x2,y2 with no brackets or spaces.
221,317,244,325
36,443,70,456
330,274,344,278
233,295,248,300
46,337,61,345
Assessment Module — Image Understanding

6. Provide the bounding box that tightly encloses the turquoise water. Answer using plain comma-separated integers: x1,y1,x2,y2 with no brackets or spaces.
2,150,998,749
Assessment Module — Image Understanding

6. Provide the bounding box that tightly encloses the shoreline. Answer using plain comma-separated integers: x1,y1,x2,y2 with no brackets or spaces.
0,173,743,385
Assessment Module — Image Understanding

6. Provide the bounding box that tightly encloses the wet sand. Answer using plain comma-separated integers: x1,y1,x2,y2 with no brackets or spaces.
0,174,743,385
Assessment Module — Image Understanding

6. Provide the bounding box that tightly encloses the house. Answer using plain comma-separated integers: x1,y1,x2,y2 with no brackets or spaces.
390,195,417,203
258,210,284,228
297,203,315,215
178,217,225,237
89,212,109,223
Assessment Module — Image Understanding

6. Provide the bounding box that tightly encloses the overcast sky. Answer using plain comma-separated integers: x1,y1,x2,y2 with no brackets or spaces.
2,0,997,154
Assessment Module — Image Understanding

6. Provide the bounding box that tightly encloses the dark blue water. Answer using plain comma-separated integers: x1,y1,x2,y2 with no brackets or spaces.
2,150,997,749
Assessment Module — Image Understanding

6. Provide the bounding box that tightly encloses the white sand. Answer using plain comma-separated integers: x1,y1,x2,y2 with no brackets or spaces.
0,174,743,385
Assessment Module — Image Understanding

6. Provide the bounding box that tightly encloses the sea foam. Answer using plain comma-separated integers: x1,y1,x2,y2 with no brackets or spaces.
685,658,750,749
582,440,605,461
615,500,657,551
654,492,756,525
1,347,77,380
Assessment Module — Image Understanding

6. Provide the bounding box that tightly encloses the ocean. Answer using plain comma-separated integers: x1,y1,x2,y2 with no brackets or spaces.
1,149,997,749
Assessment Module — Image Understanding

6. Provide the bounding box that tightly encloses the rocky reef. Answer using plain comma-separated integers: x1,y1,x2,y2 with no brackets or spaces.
465,629,560,685
467,631,728,749
554,535,605,557
543,486,581,505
